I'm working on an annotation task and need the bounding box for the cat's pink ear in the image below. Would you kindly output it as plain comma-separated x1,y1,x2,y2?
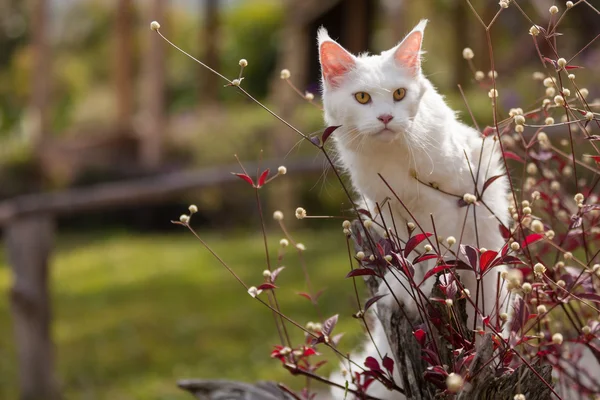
318,27,355,87
392,20,427,76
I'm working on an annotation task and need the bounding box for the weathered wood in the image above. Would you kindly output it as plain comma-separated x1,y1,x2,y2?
267,0,310,226
178,379,293,400
200,0,220,102
29,0,50,149
139,0,167,168
0,158,322,226
460,363,553,400
343,0,370,54
376,302,434,400
6,216,59,400
115,0,134,127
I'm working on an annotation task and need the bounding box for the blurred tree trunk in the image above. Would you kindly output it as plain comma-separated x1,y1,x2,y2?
381,0,407,47
343,0,369,53
115,0,134,128
266,0,310,223
472,0,496,72
139,0,166,169
452,0,469,86
7,216,60,400
30,0,50,157
200,0,219,104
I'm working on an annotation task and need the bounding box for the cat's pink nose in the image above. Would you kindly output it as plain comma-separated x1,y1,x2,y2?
378,114,394,125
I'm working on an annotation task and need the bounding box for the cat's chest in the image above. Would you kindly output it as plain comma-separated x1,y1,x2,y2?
348,150,469,207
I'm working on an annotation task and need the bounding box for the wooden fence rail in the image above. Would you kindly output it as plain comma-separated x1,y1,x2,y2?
1,158,323,400
0,158,322,226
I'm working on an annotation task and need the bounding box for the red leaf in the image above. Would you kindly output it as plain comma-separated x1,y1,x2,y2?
234,173,254,186
565,65,583,70
322,125,342,145
499,256,525,265
445,259,473,271
480,250,499,273
500,242,509,257
377,243,386,257
569,215,582,230
364,356,381,372
460,244,479,271
297,292,312,301
311,335,325,346
503,151,525,163
413,329,426,346
322,314,338,336
412,253,439,264
357,208,373,219
309,136,321,146
314,288,325,301
499,224,511,239
394,252,414,278
511,297,529,333
270,346,286,361
482,174,505,195
303,347,317,357
257,283,277,291
404,232,433,257
527,314,539,321
257,169,270,187
382,355,394,375
586,155,600,164
521,233,544,247
482,126,496,137
364,294,388,312
346,268,380,278
420,264,456,285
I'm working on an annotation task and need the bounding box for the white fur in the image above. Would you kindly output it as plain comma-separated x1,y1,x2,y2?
319,22,510,399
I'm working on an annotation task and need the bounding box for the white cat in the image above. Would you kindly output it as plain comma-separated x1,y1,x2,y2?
318,21,510,399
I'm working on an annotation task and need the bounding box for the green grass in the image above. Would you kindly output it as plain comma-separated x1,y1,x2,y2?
0,228,365,399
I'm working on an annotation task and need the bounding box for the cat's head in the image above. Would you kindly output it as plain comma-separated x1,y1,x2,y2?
318,20,428,147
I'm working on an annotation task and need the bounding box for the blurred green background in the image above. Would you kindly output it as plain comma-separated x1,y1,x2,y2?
0,0,598,399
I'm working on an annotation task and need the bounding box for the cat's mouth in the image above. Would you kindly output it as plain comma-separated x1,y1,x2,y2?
373,128,397,141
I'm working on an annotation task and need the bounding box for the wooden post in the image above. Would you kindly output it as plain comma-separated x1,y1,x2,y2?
452,0,469,86
6,216,59,400
30,0,50,150
139,0,166,169
343,0,369,54
381,0,407,48
115,0,134,127
267,0,309,223
200,0,220,103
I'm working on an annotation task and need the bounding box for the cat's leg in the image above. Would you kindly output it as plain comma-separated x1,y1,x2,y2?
329,314,405,400
378,264,435,321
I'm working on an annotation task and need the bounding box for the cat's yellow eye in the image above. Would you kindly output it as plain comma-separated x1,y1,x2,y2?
354,92,371,104
393,88,406,102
